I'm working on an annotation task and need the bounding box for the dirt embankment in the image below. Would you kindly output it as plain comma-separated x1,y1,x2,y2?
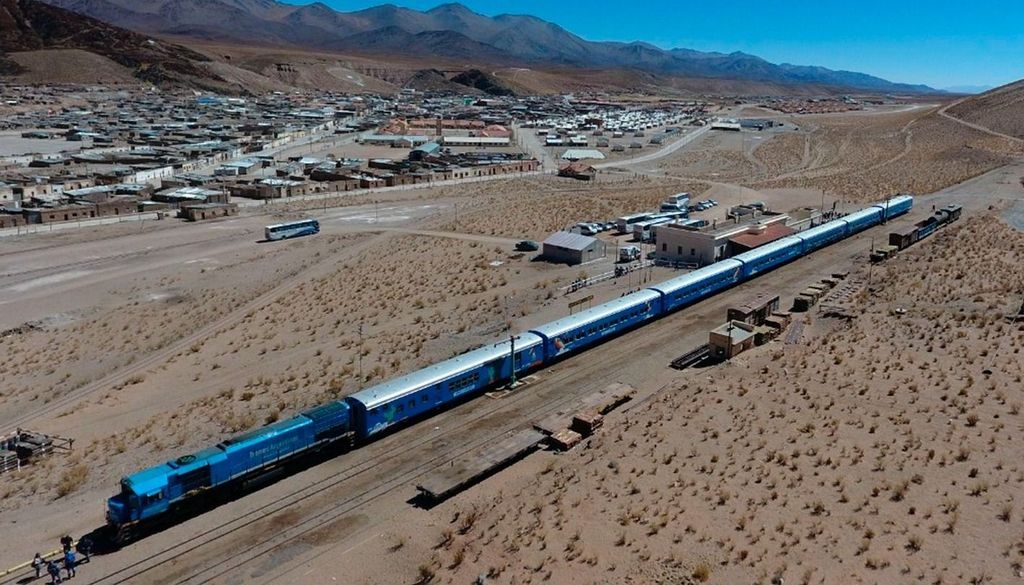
358,215,1024,584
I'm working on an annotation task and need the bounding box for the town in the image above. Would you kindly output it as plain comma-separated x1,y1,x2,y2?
0,85,709,231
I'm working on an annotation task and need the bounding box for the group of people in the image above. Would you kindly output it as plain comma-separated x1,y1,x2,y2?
30,535,91,584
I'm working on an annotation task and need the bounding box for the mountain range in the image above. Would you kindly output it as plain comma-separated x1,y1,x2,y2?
0,0,222,86
41,0,938,94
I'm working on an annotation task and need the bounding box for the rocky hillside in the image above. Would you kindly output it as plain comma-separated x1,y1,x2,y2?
0,0,224,87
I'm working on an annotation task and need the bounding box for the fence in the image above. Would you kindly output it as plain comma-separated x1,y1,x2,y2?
0,212,160,238
561,260,655,293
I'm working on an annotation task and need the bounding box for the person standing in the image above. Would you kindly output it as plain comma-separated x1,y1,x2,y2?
46,560,61,584
76,536,92,563
59,535,73,554
63,549,76,579
32,553,43,578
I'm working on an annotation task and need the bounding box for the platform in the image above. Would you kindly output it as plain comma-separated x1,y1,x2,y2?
416,428,545,503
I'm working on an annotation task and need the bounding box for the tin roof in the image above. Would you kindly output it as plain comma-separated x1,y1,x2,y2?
543,231,597,251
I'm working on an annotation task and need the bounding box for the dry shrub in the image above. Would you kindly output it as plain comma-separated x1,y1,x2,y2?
55,463,89,498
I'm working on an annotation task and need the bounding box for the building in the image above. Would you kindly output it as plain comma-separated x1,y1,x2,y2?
727,293,781,326
542,231,606,265
153,186,226,206
181,202,238,221
561,149,605,161
653,214,790,266
558,162,596,181
709,321,757,359
440,136,510,148
710,121,742,131
409,142,441,161
360,134,431,147
726,222,796,255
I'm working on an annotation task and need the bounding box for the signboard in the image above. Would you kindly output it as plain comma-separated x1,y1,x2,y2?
568,295,594,314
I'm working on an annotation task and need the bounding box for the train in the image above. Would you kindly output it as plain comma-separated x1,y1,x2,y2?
888,203,961,250
104,195,913,541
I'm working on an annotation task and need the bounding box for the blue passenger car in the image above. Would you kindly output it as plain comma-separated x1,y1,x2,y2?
648,259,743,313
841,207,883,233
529,289,661,360
795,220,848,254
347,333,545,439
875,194,914,220
732,236,805,278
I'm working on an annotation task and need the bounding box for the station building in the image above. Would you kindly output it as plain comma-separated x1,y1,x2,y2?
653,213,792,266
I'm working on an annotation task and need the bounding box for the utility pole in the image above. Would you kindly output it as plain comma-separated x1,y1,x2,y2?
504,296,519,389
358,323,364,387
867,237,875,286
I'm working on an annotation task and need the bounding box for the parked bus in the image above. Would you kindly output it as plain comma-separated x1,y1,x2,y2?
632,217,674,242
265,219,320,241
615,213,652,235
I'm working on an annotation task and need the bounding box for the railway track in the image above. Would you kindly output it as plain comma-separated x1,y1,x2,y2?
85,327,661,584
86,223,891,584
5,213,903,584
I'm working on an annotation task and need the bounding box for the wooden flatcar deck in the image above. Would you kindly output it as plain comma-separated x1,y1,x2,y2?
416,428,545,503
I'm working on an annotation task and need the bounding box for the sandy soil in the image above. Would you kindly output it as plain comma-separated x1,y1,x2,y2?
331,211,1024,585
1,100,1023,584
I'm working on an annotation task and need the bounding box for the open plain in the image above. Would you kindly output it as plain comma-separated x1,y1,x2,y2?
1,91,1023,585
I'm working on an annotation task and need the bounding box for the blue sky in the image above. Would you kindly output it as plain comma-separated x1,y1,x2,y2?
295,0,1022,89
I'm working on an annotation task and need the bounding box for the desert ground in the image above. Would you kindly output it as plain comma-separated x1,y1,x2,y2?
1,99,1022,584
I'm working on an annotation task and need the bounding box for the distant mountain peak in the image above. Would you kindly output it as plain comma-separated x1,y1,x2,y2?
38,0,939,93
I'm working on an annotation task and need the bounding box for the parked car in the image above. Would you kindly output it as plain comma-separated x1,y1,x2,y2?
515,240,539,252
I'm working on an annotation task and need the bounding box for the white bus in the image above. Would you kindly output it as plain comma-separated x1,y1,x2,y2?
615,213,652,235
265,219,320,241
632,217,674,242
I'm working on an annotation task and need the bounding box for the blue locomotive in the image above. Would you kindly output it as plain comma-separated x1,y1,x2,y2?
106,195,912,540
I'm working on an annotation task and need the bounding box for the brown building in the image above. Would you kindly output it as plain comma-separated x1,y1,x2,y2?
22,197,137,224
0,213,25,229
182,203,238,221
558,162,597,181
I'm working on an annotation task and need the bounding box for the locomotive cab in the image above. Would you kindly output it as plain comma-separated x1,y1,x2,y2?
105,482,133,525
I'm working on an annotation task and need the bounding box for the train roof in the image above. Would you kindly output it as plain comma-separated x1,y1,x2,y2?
648,259,743,295
795,218,846,240
529,289,661,339
840,206,883,225
873,194,914,211
122,445,224,495
731,235,804,265
347,332,545,411
218,415,310,451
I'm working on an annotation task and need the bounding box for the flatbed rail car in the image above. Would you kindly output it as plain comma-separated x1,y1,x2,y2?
265,219,320,241
105,196,913,541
